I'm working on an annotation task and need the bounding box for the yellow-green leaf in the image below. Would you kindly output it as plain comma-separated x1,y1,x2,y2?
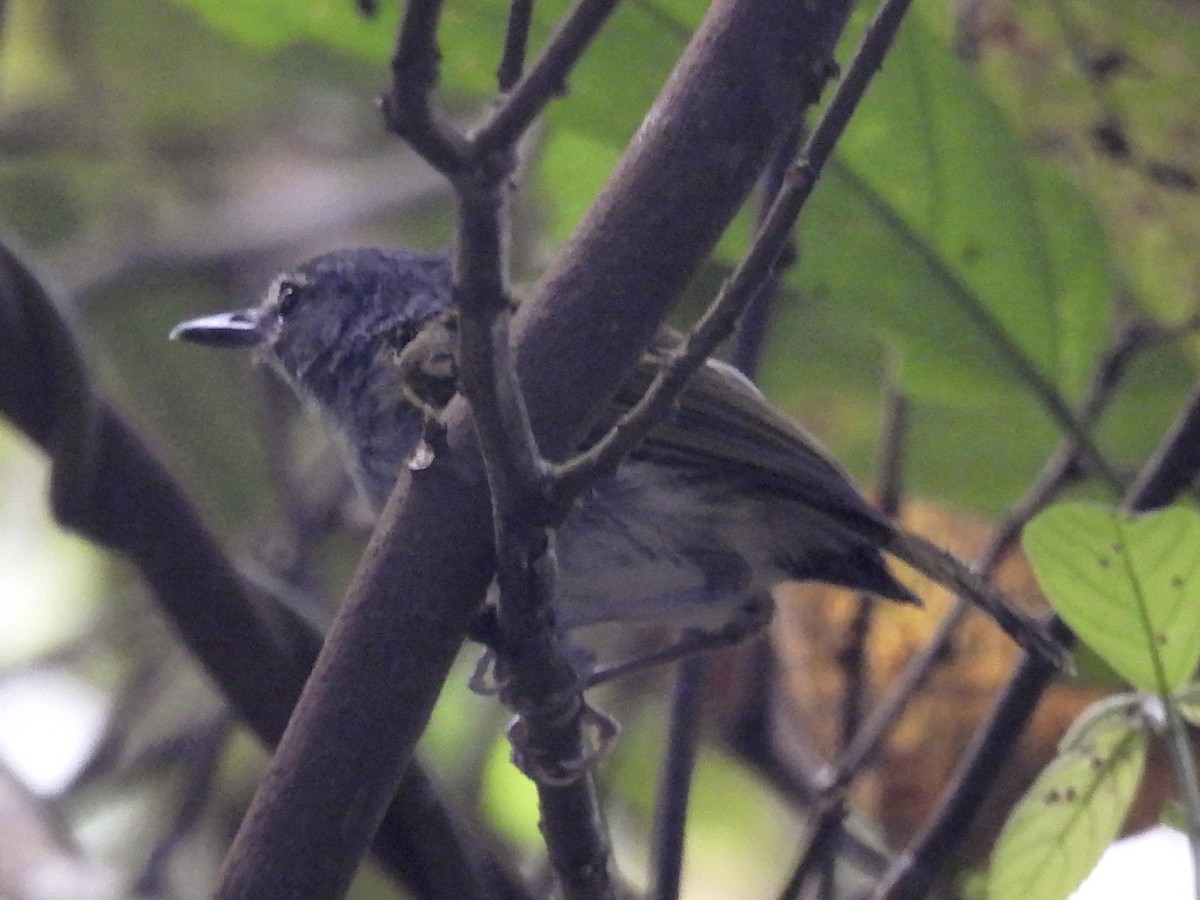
989,706,1147,900
1023,504,1200,693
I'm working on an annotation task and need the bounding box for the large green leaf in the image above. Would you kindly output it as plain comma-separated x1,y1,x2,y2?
989,702,1147,900
164,0,402,62
168,0,695,146
795,7,1113,405
1023,503,1200,693
980,1,1200,332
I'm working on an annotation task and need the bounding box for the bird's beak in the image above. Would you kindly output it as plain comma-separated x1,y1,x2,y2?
169,309,266,348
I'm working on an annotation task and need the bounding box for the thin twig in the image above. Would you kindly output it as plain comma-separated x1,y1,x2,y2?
383,0,471,172
454,181,551,514
475,0,626,154
652,127,799,894
822,387,910,900
732,121,802,379
497,0,536,90
776,796,851,900
387,0,596,850
844,380,909,749
650,653,707,900
454,161,619,898
135,720,231,896
397,0,624,886
783,375,911,900
831,388,910,885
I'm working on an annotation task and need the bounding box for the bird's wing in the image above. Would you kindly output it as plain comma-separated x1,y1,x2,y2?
610,338,892,537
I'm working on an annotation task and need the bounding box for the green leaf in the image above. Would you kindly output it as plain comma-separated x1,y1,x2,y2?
168,0,696,145
1024,504,1200,693
968,1,1200,334
1057,693,1143,751
1174,683,1200,728
989,705,1148,900
796,7,1112,405
165,0,402,62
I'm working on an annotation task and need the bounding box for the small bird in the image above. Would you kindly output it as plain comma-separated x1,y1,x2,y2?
172,248,1064,665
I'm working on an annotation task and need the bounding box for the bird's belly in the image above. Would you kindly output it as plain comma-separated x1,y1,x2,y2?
552,463,767,633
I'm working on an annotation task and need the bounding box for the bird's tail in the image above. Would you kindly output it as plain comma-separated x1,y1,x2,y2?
882,526,1071,672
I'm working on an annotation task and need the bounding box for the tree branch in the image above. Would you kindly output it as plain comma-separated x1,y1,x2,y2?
382,0,470,172
496,0,535,90
475,0,626,154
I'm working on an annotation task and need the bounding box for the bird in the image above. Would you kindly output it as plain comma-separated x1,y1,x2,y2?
171,247,1065,667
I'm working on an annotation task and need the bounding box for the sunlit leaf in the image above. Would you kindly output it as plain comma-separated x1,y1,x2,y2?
1024,504,1200,693
977,0,1200,332
989,705,1147,900
795,7,1112,406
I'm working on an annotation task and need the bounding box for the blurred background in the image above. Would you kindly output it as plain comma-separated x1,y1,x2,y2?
0,0,1199,897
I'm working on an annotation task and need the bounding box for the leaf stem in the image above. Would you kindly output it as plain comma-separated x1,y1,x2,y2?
1162,695,1200,900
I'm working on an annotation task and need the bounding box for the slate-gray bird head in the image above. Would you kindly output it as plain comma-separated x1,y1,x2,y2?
171,247,453,507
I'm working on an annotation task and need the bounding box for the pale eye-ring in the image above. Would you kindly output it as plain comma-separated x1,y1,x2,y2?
276,280,302,316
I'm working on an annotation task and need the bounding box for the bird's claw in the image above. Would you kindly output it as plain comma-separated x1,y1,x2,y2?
507,702,620,787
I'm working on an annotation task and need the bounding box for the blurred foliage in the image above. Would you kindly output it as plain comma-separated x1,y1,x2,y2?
0,0,1198,897
805,10,1113,406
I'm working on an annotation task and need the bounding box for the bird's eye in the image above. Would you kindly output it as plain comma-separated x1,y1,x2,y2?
276,280,302,317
